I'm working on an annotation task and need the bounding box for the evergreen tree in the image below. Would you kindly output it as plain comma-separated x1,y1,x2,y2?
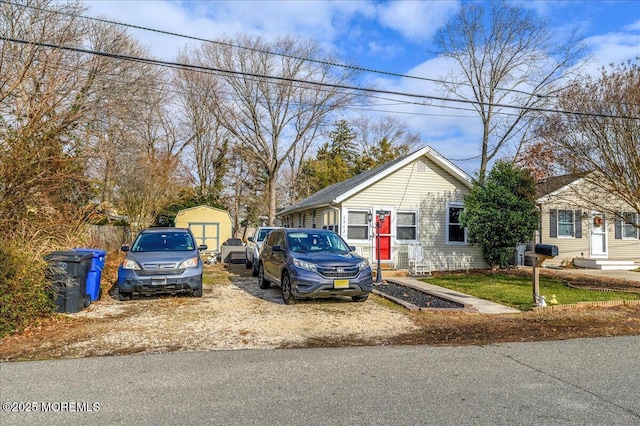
462,161,539,269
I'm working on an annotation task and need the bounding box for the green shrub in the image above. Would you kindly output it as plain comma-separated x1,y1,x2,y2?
462,161,539,269
0,239,55,337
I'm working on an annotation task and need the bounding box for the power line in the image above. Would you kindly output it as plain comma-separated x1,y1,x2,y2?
2,36,638,121
1,0,562,100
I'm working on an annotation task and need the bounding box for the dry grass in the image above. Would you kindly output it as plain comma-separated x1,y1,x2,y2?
1,263,639,361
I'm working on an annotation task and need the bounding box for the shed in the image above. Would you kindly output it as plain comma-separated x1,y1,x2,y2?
175,206,232,254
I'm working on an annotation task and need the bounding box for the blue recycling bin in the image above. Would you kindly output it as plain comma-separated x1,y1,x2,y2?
73,248,107,303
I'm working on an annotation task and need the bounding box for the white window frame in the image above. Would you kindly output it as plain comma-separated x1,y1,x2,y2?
622,212,639,240
346,209,371,241
322,211,339,233
446,202,467,245
557,209,575,238
396,210,418,242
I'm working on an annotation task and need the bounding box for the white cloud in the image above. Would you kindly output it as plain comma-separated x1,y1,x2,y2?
624,19,640,31
584,32,640,73
85,0,375,59
376,0,460,41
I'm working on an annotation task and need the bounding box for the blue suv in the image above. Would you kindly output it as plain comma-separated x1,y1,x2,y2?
117,228,207,300
258,228,373,304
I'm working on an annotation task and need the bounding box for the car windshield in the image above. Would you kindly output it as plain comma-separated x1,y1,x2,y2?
287,231,350,254
131,232,196,252
256,228,273,242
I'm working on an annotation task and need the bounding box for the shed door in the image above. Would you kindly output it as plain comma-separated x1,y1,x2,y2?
189,222,220,252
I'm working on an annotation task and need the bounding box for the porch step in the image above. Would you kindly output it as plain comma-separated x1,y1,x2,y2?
573,258,638,271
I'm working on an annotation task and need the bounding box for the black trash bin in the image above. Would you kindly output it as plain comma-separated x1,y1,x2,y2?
45,251,93,313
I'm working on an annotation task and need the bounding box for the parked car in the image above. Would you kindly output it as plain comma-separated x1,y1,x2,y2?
258,228,373,304
117,227,207,300
245,226,281,276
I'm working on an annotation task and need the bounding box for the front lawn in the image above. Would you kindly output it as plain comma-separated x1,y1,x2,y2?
422,272,640,311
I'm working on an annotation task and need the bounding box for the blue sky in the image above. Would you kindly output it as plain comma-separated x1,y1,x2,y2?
85,0,640,174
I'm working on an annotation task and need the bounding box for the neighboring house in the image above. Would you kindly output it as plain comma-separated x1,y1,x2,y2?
277,146,488,271
536,174,640,269
174,205,233,255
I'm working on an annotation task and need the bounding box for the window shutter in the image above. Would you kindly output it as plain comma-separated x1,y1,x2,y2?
574,210,582,239
549,209,557,238
615,215,622,239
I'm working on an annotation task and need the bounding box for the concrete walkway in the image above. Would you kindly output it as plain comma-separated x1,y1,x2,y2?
384,276,521,314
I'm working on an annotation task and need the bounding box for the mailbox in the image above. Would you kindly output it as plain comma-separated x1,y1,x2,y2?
534,244,558,258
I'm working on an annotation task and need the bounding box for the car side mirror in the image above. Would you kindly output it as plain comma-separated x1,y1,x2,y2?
248,236,254,242
349,245,356,251
272,245,284,252
198,244,208,251
121,244,130,252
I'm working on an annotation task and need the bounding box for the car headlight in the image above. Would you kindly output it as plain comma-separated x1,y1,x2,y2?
179,257,199,268
122,259,140,270
292,258,317,272
357,259,369,271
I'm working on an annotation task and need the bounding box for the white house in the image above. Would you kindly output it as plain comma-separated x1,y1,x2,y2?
277,146,488,272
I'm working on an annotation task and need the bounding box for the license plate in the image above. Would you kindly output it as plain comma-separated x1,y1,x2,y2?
152,278,167,286
333,279,349,289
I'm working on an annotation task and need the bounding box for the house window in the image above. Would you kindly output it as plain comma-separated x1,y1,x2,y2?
557,209,575,237
347,211,370,240
447,203,466,244
397,211,417,241
622,212,639,239
322,211,339,233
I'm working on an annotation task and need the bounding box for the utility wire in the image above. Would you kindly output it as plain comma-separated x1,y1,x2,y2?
1,0,562,100
2,36,638,121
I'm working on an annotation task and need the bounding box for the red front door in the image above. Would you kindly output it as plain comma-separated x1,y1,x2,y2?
376,211,391,261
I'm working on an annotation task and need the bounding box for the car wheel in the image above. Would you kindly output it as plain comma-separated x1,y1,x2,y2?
252,262,259,277
245,257,252,270
351,294,369,302
192,287,203,297
84,294,92,308
258,263,270,289
118,291,131,301
281,272,297,305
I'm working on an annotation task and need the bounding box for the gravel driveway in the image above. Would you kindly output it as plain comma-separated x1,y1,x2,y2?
0,264,419,360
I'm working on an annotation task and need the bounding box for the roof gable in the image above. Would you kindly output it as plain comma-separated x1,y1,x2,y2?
278,146,472,216
536,173,587,202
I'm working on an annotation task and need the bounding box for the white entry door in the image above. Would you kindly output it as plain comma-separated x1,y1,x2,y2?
590,212,607,258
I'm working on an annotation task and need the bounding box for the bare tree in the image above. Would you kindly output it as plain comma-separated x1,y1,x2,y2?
187,34,359,224
433,0,586,179
537,60,640,221
173,56,229,203
0,0,106,238
351,115,421,169
110,77,190,232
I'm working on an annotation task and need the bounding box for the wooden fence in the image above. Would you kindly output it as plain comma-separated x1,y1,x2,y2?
88,225,132,252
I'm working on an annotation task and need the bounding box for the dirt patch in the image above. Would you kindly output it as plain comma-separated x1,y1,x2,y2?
0,264,419,360
2,265,640,361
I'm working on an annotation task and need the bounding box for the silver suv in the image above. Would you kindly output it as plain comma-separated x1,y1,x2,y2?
245,227,281,276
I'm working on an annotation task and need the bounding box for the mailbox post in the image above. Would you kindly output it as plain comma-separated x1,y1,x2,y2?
525,231,559,305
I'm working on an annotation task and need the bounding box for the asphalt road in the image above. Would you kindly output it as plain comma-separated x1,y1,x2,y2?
1,336,639,425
